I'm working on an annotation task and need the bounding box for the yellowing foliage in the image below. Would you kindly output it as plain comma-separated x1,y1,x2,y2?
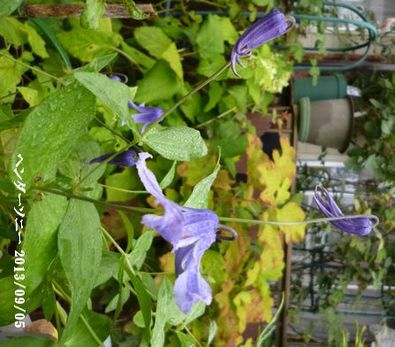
213,133,304,343
276,202,306,243
256,137,296,207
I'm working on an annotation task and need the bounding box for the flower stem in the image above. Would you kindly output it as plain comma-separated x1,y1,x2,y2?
219,214,379,227
52,280,103,345
0,52,63,83
101,226,139,279
195,106,237,129
98,183,147,194
34,186,155,214
156,62,231,124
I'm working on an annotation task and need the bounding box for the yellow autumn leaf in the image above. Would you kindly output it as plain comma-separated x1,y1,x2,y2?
256,137,296,207
259,282,274,322
258,223,284,281
246,133,269,188
234,291,251,332
276,201,306,243
273,136,296,181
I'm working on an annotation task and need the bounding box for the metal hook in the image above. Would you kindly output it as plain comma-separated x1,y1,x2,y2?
216,224,238,242
109,73,129,84
285,15,297,33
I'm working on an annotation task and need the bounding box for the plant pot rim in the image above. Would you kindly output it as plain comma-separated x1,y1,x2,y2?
297,97,355,153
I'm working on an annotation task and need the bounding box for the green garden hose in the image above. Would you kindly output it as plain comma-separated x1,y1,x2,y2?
293,2,379,71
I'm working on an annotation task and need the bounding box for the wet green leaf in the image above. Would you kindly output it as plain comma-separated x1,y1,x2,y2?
11,82,96,186
0,0,22,17
74,71,129,118
81,0,106,29
144,126,207,161
58,200,102,341
24,193,69,294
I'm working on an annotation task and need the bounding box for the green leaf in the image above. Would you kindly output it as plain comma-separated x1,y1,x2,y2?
122,0,149,20
58,200,102,341
180,86,201,122
128,230,155,270
59,138,105,187
0,50,28,102
0,276,14,325
94,251,120,287
31,18,72,69
18,87,40,107
161,42,183,80
151,278,180,347
184,161,220,208
257,294,284,346
204,82,223,112
135,27,172,58
218,17,238,44
0,0,22,17
209,121,248,158
63,310,112,347
74,71,129,118
24,193,69,294
11,82,96,187
58,29,122,62
123,259,152,340
0,18,26,47
197,55,227,77
181,301,205,325
105,167,142,202
143,126,207,161
105,286,130,313
24,22,49,58
202,250,226,284
196,16,225,59
0,336,55,347
176,332,196,347
369,98,381,109
121,42,155,71
381,118,394,135
136,60,181,103
160,160,177,189
81,0,105,29
207,320,218,346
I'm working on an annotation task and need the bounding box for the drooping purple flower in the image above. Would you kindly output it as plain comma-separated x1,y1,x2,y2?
89,150,137,167
129,100,164,133
136,152,218,313
231,9,294,76
313,186,374,236
109,74,128,83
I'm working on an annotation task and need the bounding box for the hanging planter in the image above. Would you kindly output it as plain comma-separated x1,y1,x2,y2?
297,97,354,152
293,74,347,102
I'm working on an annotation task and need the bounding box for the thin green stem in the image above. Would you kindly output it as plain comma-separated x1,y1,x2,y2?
0,52,63,83
80,315,103,346
94,117,131,145
110,46,143,73
98,183,147,194
219,214,379,227
101,226,127,255
195,106,238,129
183,326,203,347
52,281,103,346
34,186,155,214
154,62,231,124
195,0,227,8
101,226,139,282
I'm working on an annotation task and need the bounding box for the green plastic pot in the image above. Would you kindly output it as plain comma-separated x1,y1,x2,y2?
293,75,347,102
298,97,354,152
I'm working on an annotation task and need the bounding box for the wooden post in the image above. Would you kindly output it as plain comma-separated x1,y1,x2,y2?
19,4,155,18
